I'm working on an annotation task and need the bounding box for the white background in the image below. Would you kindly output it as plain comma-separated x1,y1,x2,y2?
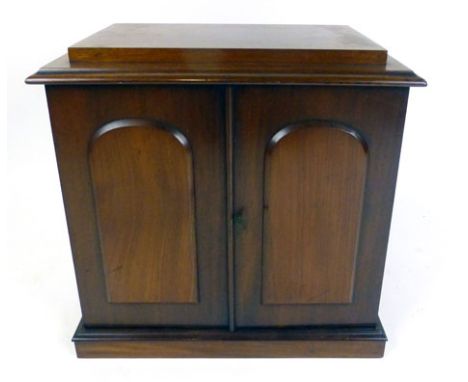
3,0,468,381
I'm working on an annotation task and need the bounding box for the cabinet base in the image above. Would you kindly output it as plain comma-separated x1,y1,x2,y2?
73,319,386,358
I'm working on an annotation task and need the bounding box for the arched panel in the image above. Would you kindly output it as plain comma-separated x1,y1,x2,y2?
262,122,368,305
89,119,198,304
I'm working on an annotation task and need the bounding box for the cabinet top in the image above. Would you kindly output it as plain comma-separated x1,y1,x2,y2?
67,24,387,65
26,24,426,86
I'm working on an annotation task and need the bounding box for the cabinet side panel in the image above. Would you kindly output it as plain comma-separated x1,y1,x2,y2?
262,125,367,304
89,121,198,304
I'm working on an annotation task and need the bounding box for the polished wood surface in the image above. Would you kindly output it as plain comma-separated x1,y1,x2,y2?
262,124,367,304
73,320,386,358
27,24,425,357
89,120,197,303
234,86,409,326
68,24,387,65
46,85,228,326
26,54,426,86
76,339,385,358
225,87,236,331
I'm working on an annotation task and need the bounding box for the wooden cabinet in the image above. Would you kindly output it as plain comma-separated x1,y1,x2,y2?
27,24,425,358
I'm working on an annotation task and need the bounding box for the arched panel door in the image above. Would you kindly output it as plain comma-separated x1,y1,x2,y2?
46,85,227,327
233,86,407,327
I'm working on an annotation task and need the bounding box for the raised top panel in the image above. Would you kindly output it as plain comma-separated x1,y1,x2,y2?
27,24,426,86
68,24,387,65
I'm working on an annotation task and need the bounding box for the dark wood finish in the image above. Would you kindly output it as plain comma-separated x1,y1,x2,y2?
73,320,386,358
46,85,228,326
262,123,367,304
234,86,409,327
225,86,236,331
26,25,423,87
27,24,425,358
68,24,387,66
26,54,426,86
89,119,198,303
76,339,384,358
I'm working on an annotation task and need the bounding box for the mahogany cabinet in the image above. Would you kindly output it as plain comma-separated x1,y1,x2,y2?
27,24,425,358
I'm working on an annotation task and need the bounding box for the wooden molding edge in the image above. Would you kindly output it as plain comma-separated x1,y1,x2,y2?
73,319,386,358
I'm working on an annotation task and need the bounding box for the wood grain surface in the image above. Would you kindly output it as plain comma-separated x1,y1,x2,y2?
46,85,228,326
73,319,386,358
234,86,409,327
68,24,387,65
26,55,426,86
262,124,367,304
89,120,198,303
76,339,385,358
29,23,425,358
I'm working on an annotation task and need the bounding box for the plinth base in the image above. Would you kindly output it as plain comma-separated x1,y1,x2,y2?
73,319,386,358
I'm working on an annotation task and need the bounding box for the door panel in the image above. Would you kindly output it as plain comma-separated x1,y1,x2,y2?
89,120,198,304
46,85,227,327
262,123,367,305
234,86,409,327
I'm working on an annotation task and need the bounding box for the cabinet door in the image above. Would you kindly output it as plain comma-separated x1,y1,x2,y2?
233,86,408,327
46,85,227,327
